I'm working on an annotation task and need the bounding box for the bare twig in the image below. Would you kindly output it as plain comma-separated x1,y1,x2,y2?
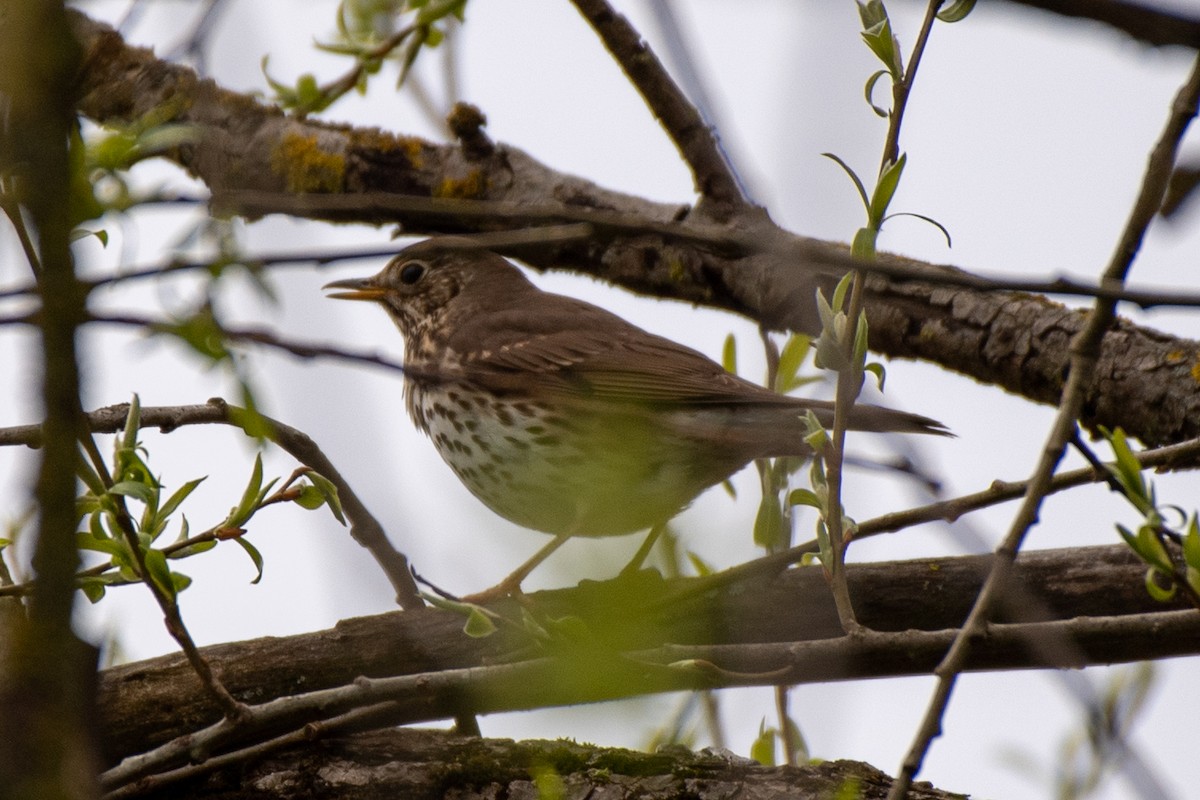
646,0,756,202
888,51,1200,800
0,401,424,610
567,0,748,215
1003,0,1200,50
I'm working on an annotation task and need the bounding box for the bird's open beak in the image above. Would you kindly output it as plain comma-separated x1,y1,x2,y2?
323,278,388,301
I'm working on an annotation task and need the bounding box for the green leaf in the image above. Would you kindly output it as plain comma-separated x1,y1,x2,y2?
753,497,786,550
168,539,217,559
415,0,468,25
850,227,877,261
782,716,809,763
463,607,498,638
863,68,891,118
143,548,177,600
788,488,823,511
1187,565,1200,597
869,153,906,228
1184,515,1200,569
750,720,776,766
395,27,429,89
109,480,155,504
832,271,854,311
721,333,737,375
121,394,142,453
865,362,886,391
69,228,109,247
686,551,715,577
227,454,265,528
235,382,274,441
306,471,346,525
821,153,870,213
76,459,107,497
294,484,326,511
1144,568,1176,602
853,312,870,364
883,211,952,248
855,0,888,29
170,571,193,593
937,0,977,23
79,576,110,603
1135,525,1174,573
76,532,125,557
802,411,829,451
776,334,811,394
163,306,230,363
860,16,903,78
159,477,205,521
234,536,265,584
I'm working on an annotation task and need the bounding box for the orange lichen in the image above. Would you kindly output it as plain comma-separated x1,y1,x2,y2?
434,170,484,199
271,131,346,193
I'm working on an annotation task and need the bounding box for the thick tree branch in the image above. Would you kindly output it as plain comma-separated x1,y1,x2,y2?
113,728,964,800
96,544,1194,766
64,10,1200,450
1001,0,1200,50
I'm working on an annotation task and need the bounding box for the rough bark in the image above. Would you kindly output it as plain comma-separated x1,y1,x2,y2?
98,544,1196,766
65,10,1200,449
128,728,965,800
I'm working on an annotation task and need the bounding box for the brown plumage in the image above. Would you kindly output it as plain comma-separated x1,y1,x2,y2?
326,237,948,544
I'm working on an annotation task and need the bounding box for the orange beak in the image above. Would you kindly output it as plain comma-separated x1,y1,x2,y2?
323,277,388,302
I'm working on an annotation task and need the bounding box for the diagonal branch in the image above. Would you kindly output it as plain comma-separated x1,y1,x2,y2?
2,401,424,610
1001,0,1200,49
567,0,749,215
63,9,1200,451
889,49,1200,799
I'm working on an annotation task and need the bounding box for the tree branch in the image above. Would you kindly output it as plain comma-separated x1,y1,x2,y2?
1,401,423,610
95,544,1192,766
890,47,1200,798
1001,0,1200,50
567,0,749,215
110,728,964,800
64,9,1200,450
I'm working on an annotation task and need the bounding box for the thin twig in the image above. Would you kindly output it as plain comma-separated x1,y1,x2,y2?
567,0,748,214
888,51,1200,800
0,401,424,610
646,0,756,202
1005,0,1200,50
674,432,1200,605
879,1,943,171
825,0,947,635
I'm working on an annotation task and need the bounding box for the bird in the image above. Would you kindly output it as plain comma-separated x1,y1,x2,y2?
325,237,948,598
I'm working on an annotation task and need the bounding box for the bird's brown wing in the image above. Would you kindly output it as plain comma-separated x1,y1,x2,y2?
446,295,948,436
461,312,791,406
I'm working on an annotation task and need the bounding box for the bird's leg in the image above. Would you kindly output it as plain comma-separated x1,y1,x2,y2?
461,532,573,604
619,522,666,576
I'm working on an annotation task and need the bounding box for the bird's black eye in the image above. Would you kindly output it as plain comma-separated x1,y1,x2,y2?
399,261,426,285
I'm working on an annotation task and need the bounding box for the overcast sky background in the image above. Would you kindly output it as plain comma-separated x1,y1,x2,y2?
3,2,1200,797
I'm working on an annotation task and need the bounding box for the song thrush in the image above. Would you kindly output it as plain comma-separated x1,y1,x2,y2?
325,238,948,596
